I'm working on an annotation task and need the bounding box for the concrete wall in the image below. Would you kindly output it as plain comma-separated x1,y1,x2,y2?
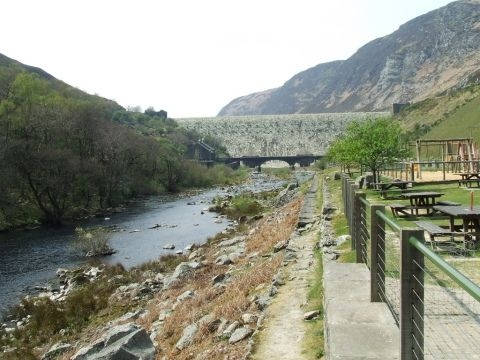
176,113,389,157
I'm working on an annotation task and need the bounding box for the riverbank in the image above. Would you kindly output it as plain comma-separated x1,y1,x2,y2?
0,171,313,359
0,165,251,233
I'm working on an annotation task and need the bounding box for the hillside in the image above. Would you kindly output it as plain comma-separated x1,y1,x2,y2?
395,83,480,144
0,53,122,112
219,0,480,116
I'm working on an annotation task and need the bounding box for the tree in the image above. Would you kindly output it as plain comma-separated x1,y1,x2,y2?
328,118,409,183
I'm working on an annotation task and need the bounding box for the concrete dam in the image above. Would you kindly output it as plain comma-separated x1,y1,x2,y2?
176,113,389,157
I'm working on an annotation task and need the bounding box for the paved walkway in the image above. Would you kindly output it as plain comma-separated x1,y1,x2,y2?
323,261,399,360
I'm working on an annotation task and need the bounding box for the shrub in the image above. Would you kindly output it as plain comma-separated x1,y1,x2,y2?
225,195,263,219
74,227,113,257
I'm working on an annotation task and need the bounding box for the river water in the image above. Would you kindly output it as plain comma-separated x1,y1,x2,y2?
0,173,288,318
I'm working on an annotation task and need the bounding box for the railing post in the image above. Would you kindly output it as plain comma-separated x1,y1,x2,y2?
370,204,385,302
400,229,425,360
349,181,358,250
354,191,366,263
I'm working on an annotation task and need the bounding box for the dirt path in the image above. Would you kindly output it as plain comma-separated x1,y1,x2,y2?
253,227,317,360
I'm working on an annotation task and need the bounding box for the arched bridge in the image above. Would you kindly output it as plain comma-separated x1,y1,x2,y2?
219,155,323,169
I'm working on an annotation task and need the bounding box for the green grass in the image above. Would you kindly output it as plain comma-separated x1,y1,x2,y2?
423,94,480,145
364,182,480,229
302,249,325,359
262,167,293,180
324,169,356,262
396,84,480,134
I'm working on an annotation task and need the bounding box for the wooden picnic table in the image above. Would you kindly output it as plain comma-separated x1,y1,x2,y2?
454,173,480,180
433,205,480,242
455,173,480,187
400,192,444,216
372,181,414,199
372,181,413,190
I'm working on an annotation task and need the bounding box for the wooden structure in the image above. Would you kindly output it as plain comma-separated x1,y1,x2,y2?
433,205,480,243
412,138,479,179
390,192,444,217
372,181,414,199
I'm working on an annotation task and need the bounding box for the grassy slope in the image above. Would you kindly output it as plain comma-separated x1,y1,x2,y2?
397,84,480,133
423,94,480,143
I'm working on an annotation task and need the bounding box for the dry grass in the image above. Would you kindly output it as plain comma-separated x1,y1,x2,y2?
137,198,303,360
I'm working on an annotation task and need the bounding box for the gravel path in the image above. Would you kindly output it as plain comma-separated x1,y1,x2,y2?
253,223,318,359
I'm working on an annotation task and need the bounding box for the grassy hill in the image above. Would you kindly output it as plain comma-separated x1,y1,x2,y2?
396,83,480,144
0,53,121,112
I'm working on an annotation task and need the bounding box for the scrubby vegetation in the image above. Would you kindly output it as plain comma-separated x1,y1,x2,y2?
262,167,292,180
212,190,281,220
0,255,186,359
73,227,113,257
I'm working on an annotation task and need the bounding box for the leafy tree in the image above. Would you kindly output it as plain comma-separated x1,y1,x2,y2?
0,72,235,229
328,118,409,183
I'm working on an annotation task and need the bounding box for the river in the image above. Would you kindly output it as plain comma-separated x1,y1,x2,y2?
0,172,291,318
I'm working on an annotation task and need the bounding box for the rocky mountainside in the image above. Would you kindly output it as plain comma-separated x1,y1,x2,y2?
219,0,480,116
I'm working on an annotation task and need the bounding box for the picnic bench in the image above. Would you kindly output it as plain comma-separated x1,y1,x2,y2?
455,173,480,187
414,221,467,249
372,180,414,199
390,199,460,217
433,205,480,244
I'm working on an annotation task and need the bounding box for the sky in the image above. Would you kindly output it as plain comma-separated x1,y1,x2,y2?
1,0,454,118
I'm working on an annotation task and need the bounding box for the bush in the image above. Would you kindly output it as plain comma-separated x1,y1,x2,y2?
74,227,113,257
225,195,263,219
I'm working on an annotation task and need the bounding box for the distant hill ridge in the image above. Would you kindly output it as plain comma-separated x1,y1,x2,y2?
219,0,480,116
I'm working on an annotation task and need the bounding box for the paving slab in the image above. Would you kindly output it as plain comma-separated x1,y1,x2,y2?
324,260,400,360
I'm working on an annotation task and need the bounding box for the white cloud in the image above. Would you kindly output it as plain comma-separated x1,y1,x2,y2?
1,0,453,117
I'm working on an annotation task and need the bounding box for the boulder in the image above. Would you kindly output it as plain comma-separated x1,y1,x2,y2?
241,313,258,324
272,273,285,287
42,342,72,360
212,273,227,285
303,310,321,320
273,241,288,253
177,290,195,302
336,234,351,245
222,321,239,338
163,262,195,289
228,327,253,344
215,255,233,265
71,323,155,360
198,314,221,332
218,236,246,248
215,318,229,337
175,324,198,350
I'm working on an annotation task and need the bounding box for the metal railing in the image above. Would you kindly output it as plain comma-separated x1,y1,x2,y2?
340,173,480,360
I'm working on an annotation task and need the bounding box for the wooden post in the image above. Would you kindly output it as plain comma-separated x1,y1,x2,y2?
410,162,415,182
400,229,425,360
354,192,366,263
442,161,446,181
349,182,358,250
416,140,422,179
370,204,385,302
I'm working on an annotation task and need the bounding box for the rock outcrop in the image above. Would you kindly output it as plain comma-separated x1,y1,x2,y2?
72,323,155,360
219,1,480,116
